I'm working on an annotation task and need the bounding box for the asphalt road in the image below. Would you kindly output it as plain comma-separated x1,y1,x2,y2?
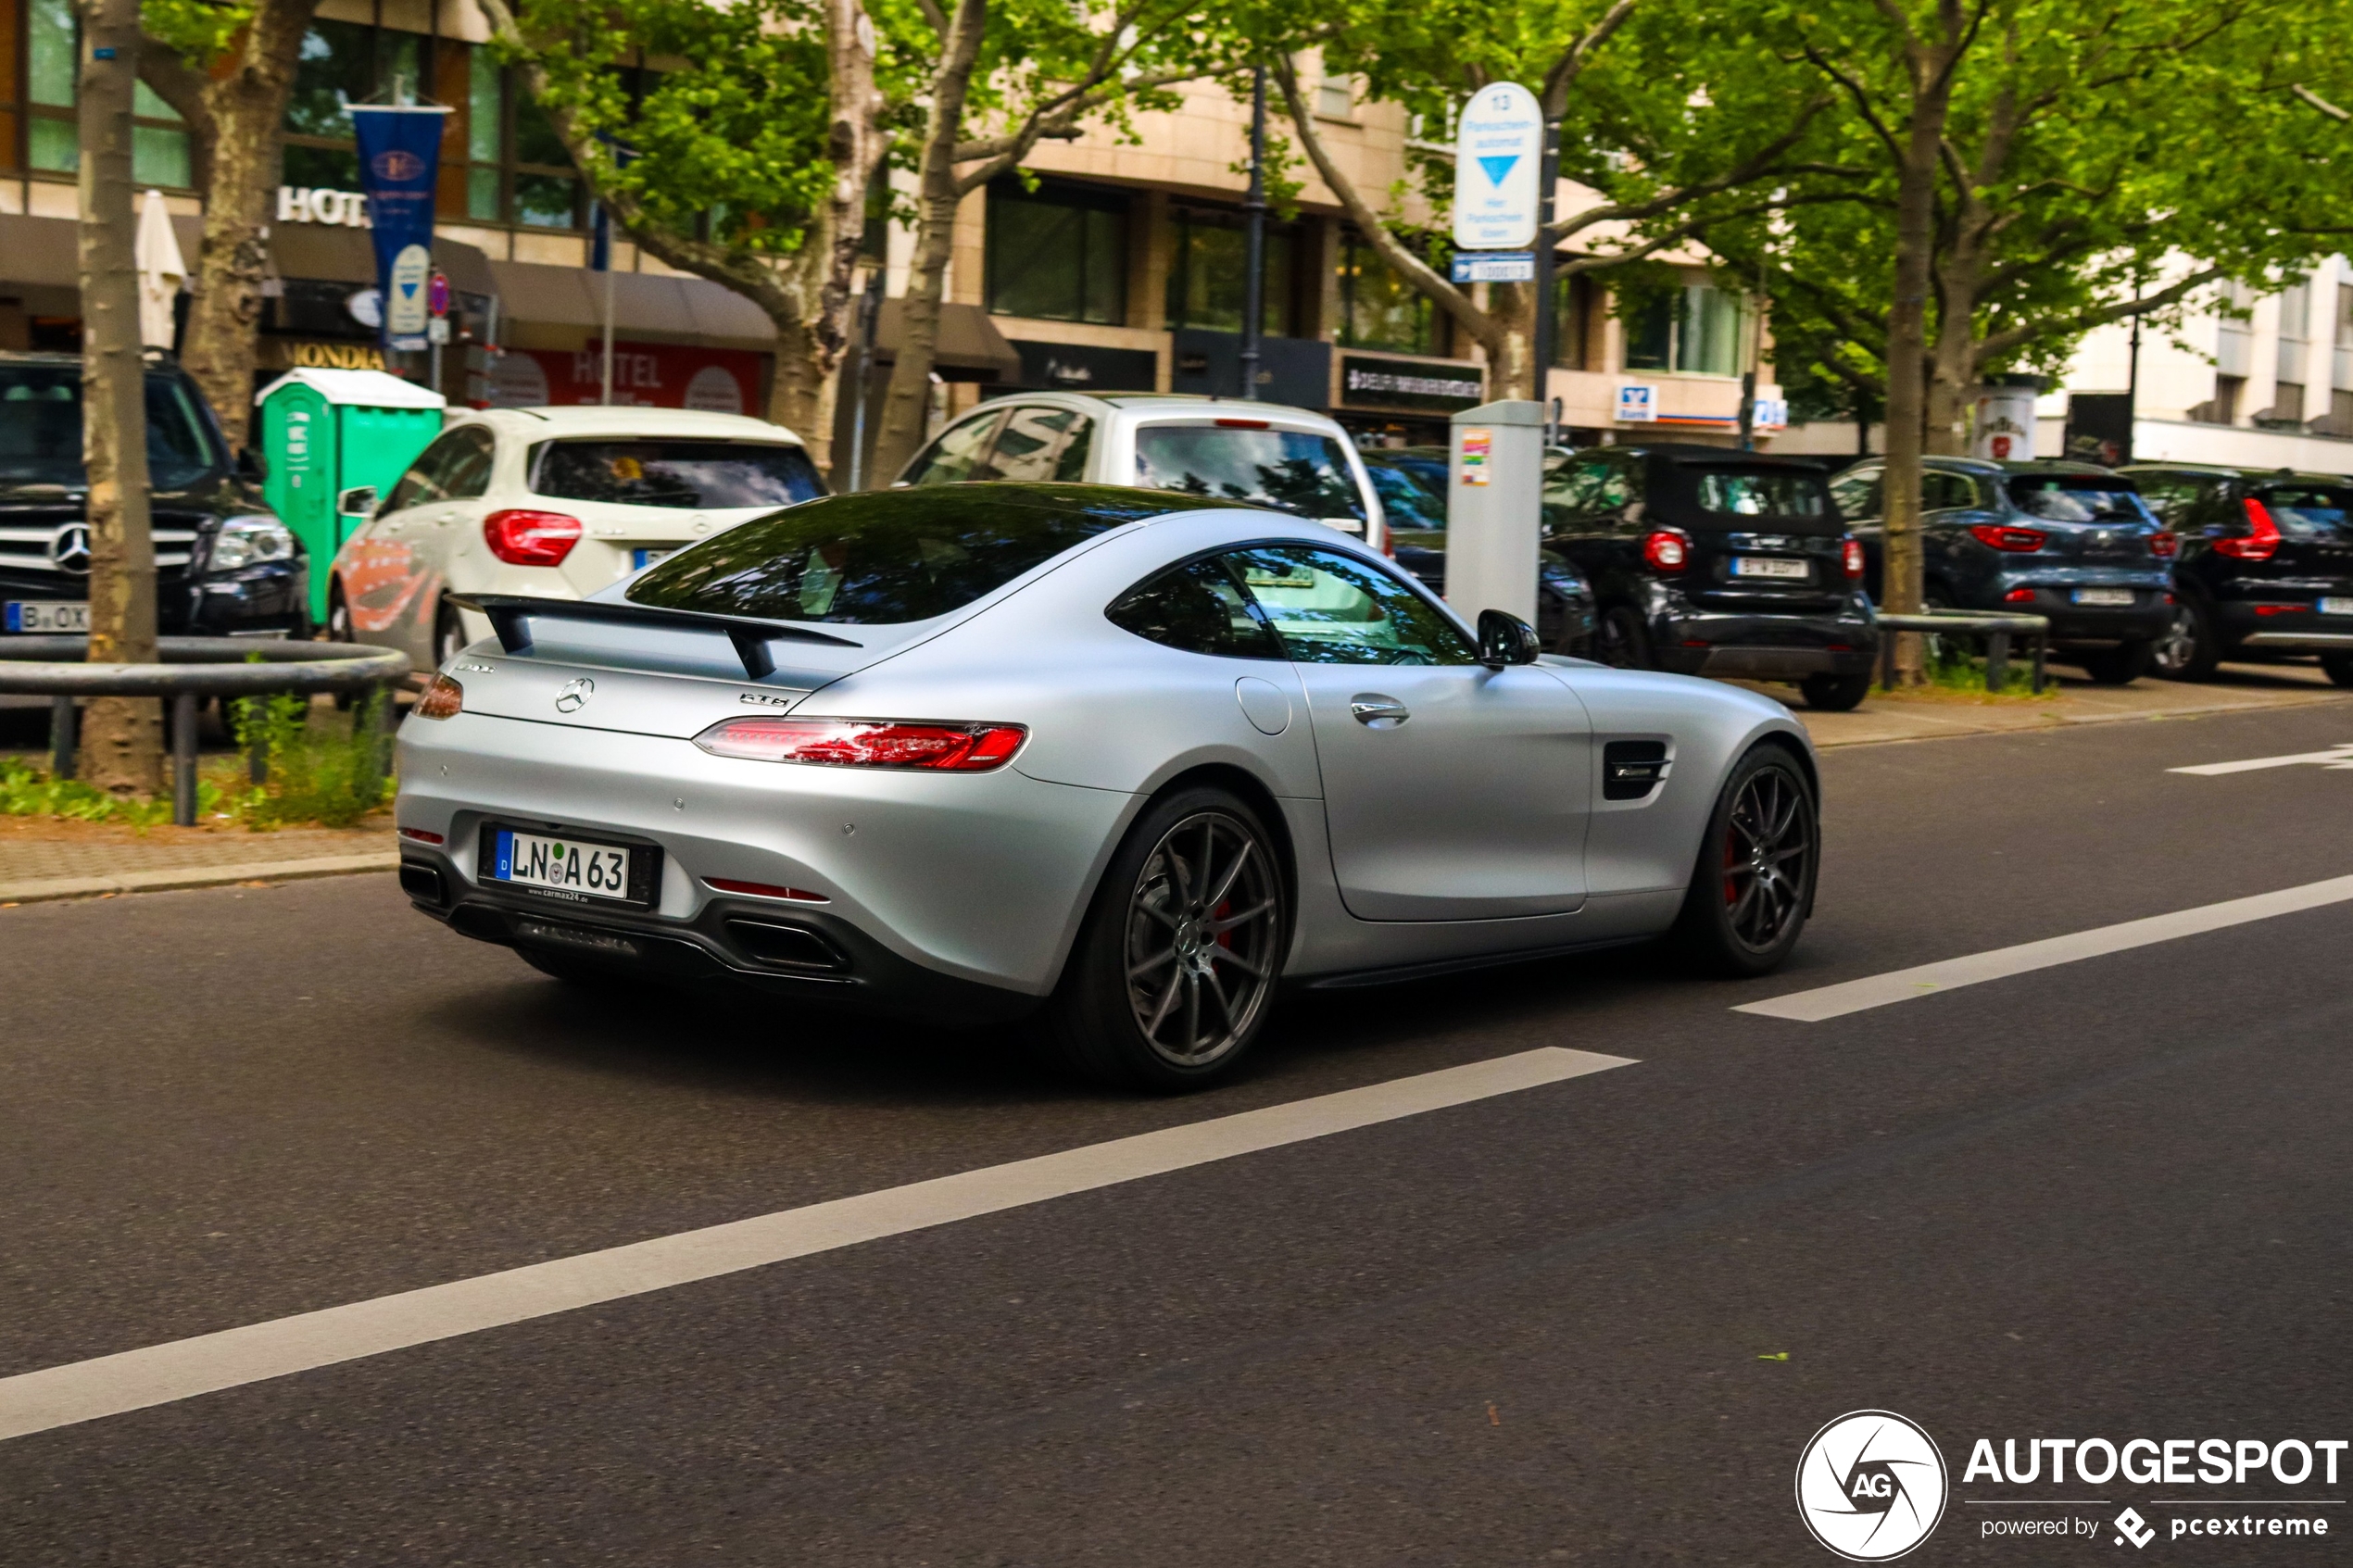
5,700,2353,1565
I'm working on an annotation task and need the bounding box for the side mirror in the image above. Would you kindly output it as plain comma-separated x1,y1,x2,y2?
336,485,378,518
1477,608,1541,669
236,446,267,482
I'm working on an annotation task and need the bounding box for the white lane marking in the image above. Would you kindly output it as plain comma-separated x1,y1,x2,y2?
1737,874,2353,1022
2170,742,2353,775
0,1047,1630,1444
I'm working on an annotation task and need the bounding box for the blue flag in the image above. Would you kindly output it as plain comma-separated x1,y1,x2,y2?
348,106,450,353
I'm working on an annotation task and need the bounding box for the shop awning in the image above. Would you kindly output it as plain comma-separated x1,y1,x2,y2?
872,297,1023,383
489,259,777,348
0,212,496,300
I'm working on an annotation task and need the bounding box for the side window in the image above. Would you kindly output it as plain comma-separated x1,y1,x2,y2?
1104,555,1282,659
439,426,498,501
1921,471,1975,512
2132,474,2206,524
1829,469,1883,522
1051,416,1093,483
1227,545,1478,667
1598,454,1643,533
986,407,1080,483
900,410,1005,487
383,428,474,514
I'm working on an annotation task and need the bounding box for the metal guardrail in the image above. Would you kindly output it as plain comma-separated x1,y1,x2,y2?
1874,610,2051,695
0,636,409,826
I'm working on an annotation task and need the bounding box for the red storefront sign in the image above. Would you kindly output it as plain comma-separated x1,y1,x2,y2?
488,341,767,415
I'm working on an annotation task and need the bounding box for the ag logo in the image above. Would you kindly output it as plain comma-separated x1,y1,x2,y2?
553,677,595,713
1795,1410,1947,1561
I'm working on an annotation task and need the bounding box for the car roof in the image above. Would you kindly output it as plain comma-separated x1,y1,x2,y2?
468,406,808,445
2120,462,2350,484
1913,456,2120,477
1603,442,1831,469
987,391,1346,425
804,481,1256,528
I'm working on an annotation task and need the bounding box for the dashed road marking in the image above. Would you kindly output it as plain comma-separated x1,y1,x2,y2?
2169,743,2353,775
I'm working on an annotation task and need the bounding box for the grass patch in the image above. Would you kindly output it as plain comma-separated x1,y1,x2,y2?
0,756,206,828
1873,633,2058,704
228,692,396,828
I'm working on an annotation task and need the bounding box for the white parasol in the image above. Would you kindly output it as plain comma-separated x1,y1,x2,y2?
134,189,189,350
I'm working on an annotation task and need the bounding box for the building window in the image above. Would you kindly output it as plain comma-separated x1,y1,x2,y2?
1335,232,1432,355
1166,207,1295,336
20,0,191,185
984,180,1127,323
1553,271,1596,369
1621,282,1752,376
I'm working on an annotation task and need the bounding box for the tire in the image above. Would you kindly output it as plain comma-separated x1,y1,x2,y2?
2152,597,2221,682
2077,638,2154,685
1594,604,1655,670
1037,786,1289,1091
1672,745,1818,977
2322,651,2353,689
1800,673,1869,711
433,599,467,671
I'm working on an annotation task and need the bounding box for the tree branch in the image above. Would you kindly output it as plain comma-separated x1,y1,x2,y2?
2293,82,2351,122
1539,0,1638,117
1974,266,2222,360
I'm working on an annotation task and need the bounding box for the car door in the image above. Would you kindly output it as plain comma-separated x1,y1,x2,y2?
1828,467,1885,598
1919,468,1980,600
390,425,494,662
346,427,472,657
1227,544,1592,922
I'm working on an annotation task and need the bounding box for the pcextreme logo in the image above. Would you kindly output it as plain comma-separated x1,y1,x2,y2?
1796,1410,1950,1562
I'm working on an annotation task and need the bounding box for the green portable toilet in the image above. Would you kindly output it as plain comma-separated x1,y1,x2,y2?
256,369,447,623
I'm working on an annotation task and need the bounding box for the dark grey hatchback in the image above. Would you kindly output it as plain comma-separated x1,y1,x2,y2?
1542,444,1878,710
1831,457,2176,683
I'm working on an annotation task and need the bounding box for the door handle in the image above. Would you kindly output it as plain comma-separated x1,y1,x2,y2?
1350,694,1409,727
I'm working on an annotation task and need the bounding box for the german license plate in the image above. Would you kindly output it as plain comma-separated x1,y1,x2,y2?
483,825,655,907
1734,558,1809,580
632,547,673,571
5,601,88,633
2321,596,2353,616
2072,587,2134,606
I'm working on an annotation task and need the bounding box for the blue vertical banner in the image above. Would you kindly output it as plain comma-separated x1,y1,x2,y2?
347,105,451,354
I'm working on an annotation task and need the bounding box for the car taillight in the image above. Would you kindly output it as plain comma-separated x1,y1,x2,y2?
413,674,463,719
1641,529,1690,571
693,717,1027,771
1840,537,1865,579
483,508,583,566
1969,523,2047,552
2003,586,2036,603
2212,497,2280,561
2148,530,2179,558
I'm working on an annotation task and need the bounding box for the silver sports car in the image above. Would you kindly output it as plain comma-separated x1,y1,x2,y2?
394,483,1820,1089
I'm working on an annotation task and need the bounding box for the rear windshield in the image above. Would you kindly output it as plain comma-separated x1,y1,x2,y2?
1361,455,1447,531
528,439,824,510
0,365,221,489
2257,486,2353,540
625,485,1164,624
1134,424,1368,522
2007,476,2150,523
1688,467,1837,533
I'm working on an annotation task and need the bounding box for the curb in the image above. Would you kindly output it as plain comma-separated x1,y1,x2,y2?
1805,687,2353,750
0,851,398,907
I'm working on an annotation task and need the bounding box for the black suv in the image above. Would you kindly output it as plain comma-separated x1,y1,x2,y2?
1831,457,2175,683
1357,445,1597,654
2119,464,2353,685
1541,443,1877,710
0,351,307,638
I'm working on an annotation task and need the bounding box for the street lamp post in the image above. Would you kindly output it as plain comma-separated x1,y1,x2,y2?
1239,65,1267,402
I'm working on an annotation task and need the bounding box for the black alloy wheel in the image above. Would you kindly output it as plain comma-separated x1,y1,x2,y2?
1041,787,1288,1091
1674,746,1817,976
2322,651,2353,689
1594,605,1655,670
2152,597,2221,682
2077,638,2154,685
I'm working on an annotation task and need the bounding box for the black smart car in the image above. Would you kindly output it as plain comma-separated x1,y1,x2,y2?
1830,457,2175,684
1357,445,1598,655
1540,443,1877,710
2119,464,2353,686
0,351,307,638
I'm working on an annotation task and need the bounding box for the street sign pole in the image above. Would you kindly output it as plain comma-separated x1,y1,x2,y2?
1239,66,1267,402
1529,116,1560,430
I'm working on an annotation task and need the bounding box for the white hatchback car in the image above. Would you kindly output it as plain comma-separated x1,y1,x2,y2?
330,406,824,671
895,393,1388,551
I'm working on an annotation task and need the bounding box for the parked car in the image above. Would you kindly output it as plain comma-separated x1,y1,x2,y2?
1830,457,2175,684
327,406,824,674
895,392,1389,552
1540,443,1879,711
1358,445,1597,654
0,350,307,638
395,483,1821,1090
2118,463,2353,685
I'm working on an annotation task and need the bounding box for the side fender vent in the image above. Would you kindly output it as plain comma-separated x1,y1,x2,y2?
1603,740,1670,801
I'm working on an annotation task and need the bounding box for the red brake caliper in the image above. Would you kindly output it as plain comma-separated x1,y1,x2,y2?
1723,822,1740,907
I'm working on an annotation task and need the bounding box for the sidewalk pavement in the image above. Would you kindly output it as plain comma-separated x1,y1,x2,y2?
3,663,2347,906
1736,661,2352,749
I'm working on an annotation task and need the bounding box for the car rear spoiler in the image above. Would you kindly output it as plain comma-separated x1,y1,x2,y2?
448,594,860,680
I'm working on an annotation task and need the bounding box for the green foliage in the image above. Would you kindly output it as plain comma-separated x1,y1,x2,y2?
143,0,255,65
0,757,207,829
229,692,396,829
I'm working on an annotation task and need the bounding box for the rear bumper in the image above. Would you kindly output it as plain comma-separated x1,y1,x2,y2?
1980,583,2170,645
2212,599,2353,650
2240,630,2353,650
1648,605,1879,680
